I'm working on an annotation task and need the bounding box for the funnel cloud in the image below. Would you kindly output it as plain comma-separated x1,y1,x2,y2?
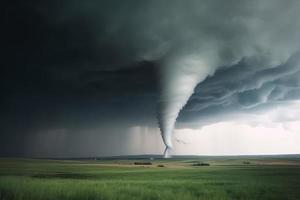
155,0,300,156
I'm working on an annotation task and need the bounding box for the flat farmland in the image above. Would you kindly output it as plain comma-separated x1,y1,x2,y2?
0,156,300,200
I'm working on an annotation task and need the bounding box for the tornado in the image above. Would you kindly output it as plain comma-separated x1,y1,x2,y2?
151,0,300,158
158,53,217,158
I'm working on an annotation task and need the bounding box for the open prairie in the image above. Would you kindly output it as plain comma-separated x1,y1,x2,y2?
0,156,300,200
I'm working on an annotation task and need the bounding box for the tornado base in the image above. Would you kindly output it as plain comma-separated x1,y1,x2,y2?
163,146,172,158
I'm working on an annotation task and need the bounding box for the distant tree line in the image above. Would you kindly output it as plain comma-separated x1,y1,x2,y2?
134,162,152,165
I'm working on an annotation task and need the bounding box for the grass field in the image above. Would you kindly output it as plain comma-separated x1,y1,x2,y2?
0,156,300,200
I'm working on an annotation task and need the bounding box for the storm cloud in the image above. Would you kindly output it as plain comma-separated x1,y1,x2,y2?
1,0,300,156
179,52,300,126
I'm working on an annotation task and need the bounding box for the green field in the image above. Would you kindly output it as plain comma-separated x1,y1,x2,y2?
0,156,300,200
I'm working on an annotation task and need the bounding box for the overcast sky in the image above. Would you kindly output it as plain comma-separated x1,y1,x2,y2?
1,0,300,157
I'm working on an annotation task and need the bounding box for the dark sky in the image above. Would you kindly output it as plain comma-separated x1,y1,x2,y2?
2,0,160,156
1,0,300,157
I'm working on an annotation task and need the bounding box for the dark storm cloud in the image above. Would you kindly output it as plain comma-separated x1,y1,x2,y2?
2,0,158,109
2,0,160,156
179,53,300,126
2,0,300,156
2,1,157,95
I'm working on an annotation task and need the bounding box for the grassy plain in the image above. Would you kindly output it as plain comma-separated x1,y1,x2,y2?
0,156,300,200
